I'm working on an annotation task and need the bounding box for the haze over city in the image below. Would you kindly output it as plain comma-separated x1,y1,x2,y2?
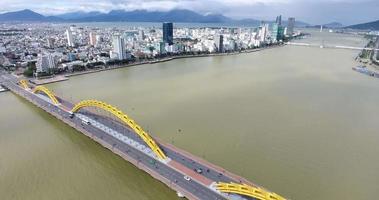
0,0,378,24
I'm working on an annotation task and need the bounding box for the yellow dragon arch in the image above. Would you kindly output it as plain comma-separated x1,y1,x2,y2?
71,100,167,160
215,182,286,200
32,86,60,105
19,79,29,89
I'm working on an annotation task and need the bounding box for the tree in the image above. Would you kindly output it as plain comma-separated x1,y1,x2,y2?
23,62,36,77
23,67,34,77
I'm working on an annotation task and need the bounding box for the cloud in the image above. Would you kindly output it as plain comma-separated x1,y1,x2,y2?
0,0,377,24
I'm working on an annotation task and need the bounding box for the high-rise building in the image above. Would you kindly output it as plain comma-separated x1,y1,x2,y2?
36,53,56,74
229,39,237,51
259,23,269,43
47,38,55,48
112,34,126,60
271,23,279,42
0,43,5,53
159,42,166,54
276,15,282,26
89,32,97,46
215,34,224,53
278,26,285,41
66,29,75,47
287,17,296,36
138,30,145,41
163,22,174,45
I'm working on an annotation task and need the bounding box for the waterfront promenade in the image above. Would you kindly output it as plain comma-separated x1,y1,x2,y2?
24,44,282,85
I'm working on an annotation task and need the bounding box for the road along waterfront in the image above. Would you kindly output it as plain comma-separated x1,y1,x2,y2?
1,30,379,200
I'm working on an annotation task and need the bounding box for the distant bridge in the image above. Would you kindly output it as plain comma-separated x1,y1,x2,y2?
0,72,287,200
286,42,379,51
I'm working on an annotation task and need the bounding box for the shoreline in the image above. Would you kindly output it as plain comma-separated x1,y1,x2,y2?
30,44,283,84
0,86,9,93
355,37,379,68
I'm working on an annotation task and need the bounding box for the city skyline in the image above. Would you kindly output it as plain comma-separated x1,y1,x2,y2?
0,0,378,25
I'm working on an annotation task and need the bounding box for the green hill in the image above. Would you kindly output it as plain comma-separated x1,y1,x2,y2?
346,20,379,30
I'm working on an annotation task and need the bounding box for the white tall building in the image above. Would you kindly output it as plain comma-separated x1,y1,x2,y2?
112,34,126,60
95,35,102,43
89,32,97,46
69,25,76,33
287,17,295,36
0,43,5,53
36,53,56,74
66,29,75,47
259,23,269,43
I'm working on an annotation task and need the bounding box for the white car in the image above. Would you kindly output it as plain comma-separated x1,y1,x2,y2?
183,175,191,181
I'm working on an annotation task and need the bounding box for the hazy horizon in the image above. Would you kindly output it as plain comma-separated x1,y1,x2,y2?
0,0,378,25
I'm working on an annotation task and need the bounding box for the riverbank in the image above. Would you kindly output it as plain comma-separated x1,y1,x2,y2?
354,36,379,78
356,37,379,64
30,75,69,85
20,44,283,84
352,66,379,78
37,44,283,83
0,86,9,93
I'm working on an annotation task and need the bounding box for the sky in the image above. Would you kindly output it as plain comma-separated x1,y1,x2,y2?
0,0,378,25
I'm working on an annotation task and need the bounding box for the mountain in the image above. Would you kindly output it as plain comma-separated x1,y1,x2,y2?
65,9,308,26
346,20,379,30
69,9,245,23
0,9,61,22
306,22,344,29
55,11,102,20
323,22,344,28
0,9,308,26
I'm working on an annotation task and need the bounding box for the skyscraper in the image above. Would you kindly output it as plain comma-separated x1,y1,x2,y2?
215,34,224,53
275,15,282,26
66,29,74,47
277,26,285,41
376,37,379,60
163,22,173,45
112,34,126,60
259,23,269,43
271,23,279,42
46,38,55,48
287,17,296,37
138,30,145,41
36,53,56,74
89,32,97,46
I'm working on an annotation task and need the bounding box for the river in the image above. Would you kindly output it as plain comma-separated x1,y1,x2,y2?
1,30,378,200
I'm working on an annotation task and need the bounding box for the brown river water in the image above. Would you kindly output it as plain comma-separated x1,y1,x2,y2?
1,30,378,200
